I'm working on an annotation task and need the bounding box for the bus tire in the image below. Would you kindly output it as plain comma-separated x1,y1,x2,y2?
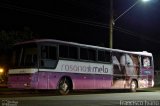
58,77,71,95
130,80,137,92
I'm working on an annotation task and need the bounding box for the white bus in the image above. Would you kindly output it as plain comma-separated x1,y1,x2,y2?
8,39,154,94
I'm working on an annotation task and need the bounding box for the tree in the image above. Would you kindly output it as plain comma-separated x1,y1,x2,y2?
0,27,33,48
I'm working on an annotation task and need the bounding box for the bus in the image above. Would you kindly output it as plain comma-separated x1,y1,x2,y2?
7,39,154,95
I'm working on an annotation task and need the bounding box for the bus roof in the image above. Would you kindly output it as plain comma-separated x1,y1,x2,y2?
15,39,152,57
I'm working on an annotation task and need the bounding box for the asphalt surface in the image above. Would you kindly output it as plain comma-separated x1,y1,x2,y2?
0,88,160,106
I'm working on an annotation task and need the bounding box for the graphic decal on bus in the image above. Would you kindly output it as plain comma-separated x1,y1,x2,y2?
112,52,140,88
57,60,113,75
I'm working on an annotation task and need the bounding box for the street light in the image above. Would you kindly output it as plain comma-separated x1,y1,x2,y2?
109,0,150,48
0,68,3,74
142,0,151,2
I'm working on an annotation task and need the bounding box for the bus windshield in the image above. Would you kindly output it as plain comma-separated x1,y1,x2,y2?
12,43,38,68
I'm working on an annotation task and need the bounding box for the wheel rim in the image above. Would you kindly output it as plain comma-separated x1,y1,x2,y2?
58,78,70,95
131,82,136,89
131,81,136,91
60,81,68,92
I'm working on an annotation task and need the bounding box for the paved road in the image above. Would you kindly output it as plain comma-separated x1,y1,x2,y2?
0,90,160,106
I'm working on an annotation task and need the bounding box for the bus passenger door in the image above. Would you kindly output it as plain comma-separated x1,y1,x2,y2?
37,45,58,89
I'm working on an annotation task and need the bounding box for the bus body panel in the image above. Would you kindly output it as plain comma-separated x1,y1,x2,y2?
8,71,113,89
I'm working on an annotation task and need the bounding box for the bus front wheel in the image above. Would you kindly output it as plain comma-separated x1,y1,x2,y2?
58,77,71,95
130,80,137,92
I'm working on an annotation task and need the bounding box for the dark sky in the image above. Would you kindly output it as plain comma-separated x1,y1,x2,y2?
0,0,160,52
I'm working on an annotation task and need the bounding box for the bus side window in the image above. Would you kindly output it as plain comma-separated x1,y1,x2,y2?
142,56,151,67
48,46,57,60
80,48,88,60
88,49,96,61
59,45,78,59
24,54,32,66
41,46,57,68
41,46,57,60
80,48,96,61
33,54,37,64
105,51,111,62
98,50,110,62
41,46,47,59
59,45,69,58
24,54,37,66
68,46,78,59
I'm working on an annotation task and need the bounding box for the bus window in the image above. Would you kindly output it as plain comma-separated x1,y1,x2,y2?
41,46,57,68
88,49,96,61
68,46,78,59
142,56,151,67
59,45,78,59
80,48,96,61
80,48,88,60
15,44,38,67
12,47,21,67
59,45,69,58
98,50,110,62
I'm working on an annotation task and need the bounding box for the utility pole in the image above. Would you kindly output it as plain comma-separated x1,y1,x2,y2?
109,0,113,48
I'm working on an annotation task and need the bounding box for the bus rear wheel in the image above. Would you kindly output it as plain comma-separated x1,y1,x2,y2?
130,80,137,92
58,77,71,95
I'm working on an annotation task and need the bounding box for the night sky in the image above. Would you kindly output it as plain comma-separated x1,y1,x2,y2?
0,0,160,53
